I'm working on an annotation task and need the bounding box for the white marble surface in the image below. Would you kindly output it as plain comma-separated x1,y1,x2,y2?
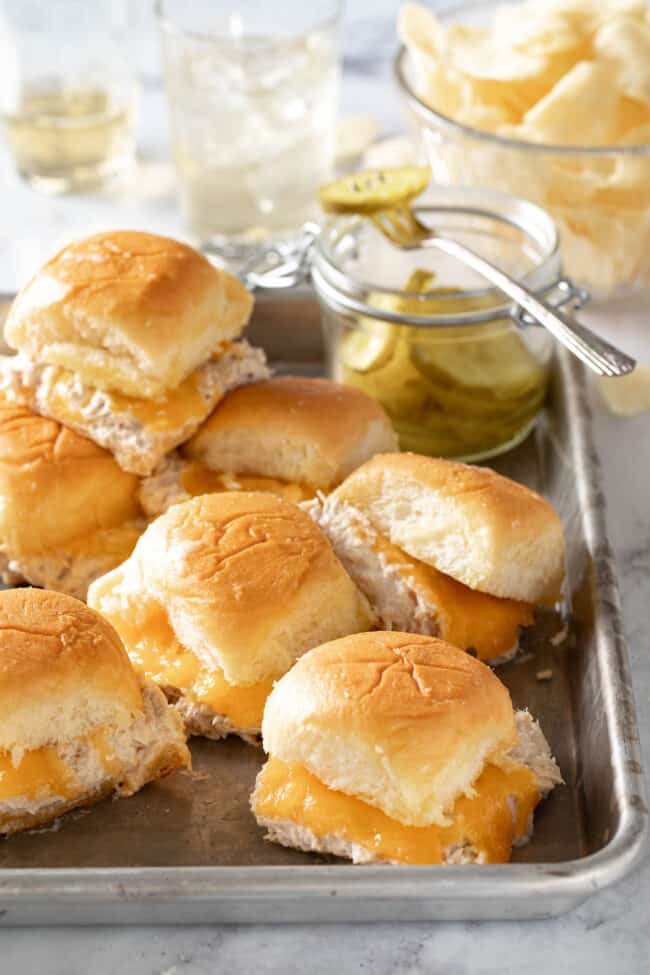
1,2,649,972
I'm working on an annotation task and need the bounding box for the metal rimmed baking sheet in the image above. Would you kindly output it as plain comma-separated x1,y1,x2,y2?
0,291,645,923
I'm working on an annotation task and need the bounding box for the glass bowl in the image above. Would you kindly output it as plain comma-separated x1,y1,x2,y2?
394,0,650,297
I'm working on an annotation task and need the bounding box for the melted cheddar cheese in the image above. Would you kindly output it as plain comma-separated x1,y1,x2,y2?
0,747,73,802
254,757,540,864
0,730,122,803
64,523,143,562
43,363,215,434
110,603,274,729
370,533,535,661
180,463,315,505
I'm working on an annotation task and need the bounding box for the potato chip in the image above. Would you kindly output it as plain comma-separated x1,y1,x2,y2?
463,75,552,124
417,61,470,121
545,156,650,210
599,0,647,21
594,16,650,105
524,61,620,145
492,4,585,57
456,95,513,132
554,204,650,293
599,367,650,417
539,0,648,27
399,8,470,122
445,24,547,82
543,163,610,209
620,121,650,146
398,2,445,60
615,96,650,139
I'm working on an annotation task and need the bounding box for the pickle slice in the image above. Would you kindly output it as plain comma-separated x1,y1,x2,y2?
341,332,430,417
319,167,431,215
340,321,397,372
338,276,431,375
411,326,546,399
403,269,436,293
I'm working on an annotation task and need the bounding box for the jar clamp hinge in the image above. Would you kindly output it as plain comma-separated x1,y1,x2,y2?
511,278,590,329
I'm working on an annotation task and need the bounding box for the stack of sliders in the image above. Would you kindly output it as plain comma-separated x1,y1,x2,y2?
0,588,190,836
0,230,267,476
305,453,565,665
139,376,398,516
252,631,562,864
88,491,375,743
0,230,270,596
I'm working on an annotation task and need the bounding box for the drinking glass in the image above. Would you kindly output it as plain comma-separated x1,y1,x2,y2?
157,0,342,268
0,0,139,193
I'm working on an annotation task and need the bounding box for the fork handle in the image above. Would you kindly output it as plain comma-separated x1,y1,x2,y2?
423,235,635,378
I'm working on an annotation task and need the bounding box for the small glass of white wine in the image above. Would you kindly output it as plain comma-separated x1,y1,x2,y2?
0,0,139,193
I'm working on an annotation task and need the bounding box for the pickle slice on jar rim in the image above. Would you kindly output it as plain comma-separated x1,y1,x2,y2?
319,167,431,215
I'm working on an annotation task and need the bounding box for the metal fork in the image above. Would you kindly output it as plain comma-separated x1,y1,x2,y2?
370,207,636,378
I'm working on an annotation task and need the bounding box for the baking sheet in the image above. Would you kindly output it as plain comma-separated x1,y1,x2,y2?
0,291,645,923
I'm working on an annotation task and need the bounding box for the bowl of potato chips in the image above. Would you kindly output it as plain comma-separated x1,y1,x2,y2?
395,0,650,296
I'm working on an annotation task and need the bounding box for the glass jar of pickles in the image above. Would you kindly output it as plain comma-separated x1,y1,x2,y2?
311,186,584,461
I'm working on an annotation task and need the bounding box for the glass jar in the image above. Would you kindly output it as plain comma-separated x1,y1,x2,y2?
311,186,585,462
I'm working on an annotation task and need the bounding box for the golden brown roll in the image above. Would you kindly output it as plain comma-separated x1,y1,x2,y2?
139,376,399,516
305,453,565,663
4,230,253,398
0,397,144,599
88,491,375,743
332,453,564,601
252,631,562,864
0,588,190,836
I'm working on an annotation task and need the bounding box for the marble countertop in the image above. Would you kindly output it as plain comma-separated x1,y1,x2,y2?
1,2,649,972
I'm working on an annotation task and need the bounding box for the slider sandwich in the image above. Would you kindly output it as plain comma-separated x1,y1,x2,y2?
0,588,190,836
139,376,399,517
88,491,374,743
305,453,565,664
252,631,562,864
0,396,144,599
0,231,269,476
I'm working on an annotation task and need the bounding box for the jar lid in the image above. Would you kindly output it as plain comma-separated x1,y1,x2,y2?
311,186,564,327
